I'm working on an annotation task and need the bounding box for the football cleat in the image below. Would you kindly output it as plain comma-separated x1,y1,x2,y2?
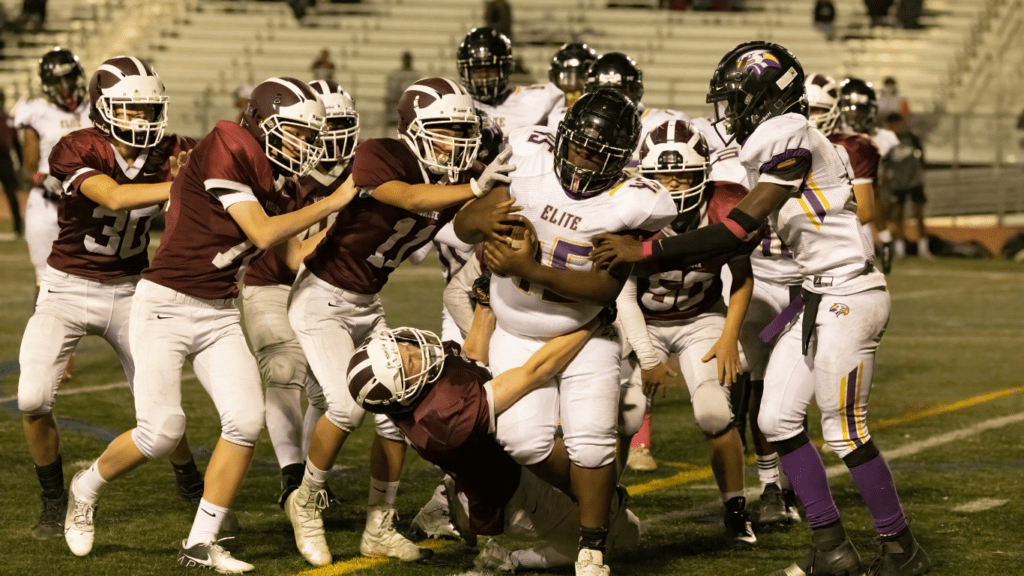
724,497,757,546
361,505,433,562
474,537,519,573
769,524,863,576
866,528,931,576
759,483,790,525
64,470,96,556
32,490,68,540
783,489,803,523
626,445,657,471
575,548,612,576
411,480,462,540
285,483,332,566
176,536,254,573
880,241,895,274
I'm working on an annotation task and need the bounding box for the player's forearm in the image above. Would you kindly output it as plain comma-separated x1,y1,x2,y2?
853,183,875,225
522,263,622,304
374,180,475,213
463,304,496,365
255,199,338,250
284,227,329,272
443,259,481,336
723,272,753,343
99,182,172,211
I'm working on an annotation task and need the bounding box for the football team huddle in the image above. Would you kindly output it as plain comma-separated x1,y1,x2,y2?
13,27,930,576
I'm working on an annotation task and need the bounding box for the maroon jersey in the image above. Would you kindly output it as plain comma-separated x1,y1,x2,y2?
304,138,462,295
243,164,351,288
45,127,196,282
144,120,282,300
829,131,880,185
390,342,521,536
638,181,753,323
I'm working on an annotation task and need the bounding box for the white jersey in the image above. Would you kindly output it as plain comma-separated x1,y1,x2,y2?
870,127,899,159
507,125,556,178
13,98,90,175
491,171,676,339
690,116,730,153
475,83,564,135
546,100,568,130
741,114,885,295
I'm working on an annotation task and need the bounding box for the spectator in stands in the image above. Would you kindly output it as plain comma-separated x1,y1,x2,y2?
813,0,836,40
884,112,931,259
19,0,46,32
287,0,313,22
877,76,910,123
896,0,923,29
484,0,513,43
864,0,893,27
384,52,420,132
311,49,336,82
0,87,22,236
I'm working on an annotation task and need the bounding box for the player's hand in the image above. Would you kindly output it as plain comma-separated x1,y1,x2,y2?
479,195,526,245
42,175,63,199
590,232,645,270
470,147,516,197
328,174,358,211
702,337,743,386
169,150,191,179
641,361,676,397
484,229,537,278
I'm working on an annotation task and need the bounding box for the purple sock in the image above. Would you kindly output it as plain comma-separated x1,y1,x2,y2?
848,453,908,536
779,441,841,529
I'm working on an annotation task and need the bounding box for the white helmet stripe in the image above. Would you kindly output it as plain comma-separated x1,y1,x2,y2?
97,64,127,78
268,77,307,101
439,77,465,95
309,79,327,94
405,85,443,100
127,56,148,76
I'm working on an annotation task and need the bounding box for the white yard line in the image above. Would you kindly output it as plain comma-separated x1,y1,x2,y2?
1,375,200,403
952,498,1010,513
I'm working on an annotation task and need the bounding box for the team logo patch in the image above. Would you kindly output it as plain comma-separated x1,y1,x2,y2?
598,71,622,85
830,303,850,317
737,50,781,77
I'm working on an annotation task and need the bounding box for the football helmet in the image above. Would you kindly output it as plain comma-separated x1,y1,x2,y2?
584,52,644,103
39,47,86,112
839,77,877,134
554,88,639,198
89,56,169,148
805,73,841,136
398,77,481,181
549,42,598,107
638,119,709,227
457,27,513,105
706,41,806,146
308,79,359,165
347,327,446,414
241,77,326,177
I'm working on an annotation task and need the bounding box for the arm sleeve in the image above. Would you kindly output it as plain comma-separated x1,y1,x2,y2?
615,277,660,370
433,221,475,253
741,115,812,188
443,256,483,336
48,136,104,197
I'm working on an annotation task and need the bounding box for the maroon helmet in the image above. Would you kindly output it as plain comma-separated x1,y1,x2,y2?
397,77,480,180
89,56,168,148
241,77,326,177
308,79,359,165
638,119,710,224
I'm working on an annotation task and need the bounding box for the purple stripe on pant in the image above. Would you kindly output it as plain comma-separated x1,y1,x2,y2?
845,364,864,448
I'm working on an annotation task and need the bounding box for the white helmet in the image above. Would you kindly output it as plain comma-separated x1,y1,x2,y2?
89,56,169,148
638,119,710,219
397,77,481,180
805,73,841,137
347,328,446,414
308,79,359,165
241,77,327,177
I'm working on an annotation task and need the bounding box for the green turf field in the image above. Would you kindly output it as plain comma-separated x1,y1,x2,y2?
1,235,1022,576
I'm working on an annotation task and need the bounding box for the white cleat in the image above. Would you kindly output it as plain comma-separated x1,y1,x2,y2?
176,536,254,573
285,483,332,566
411,481,461,539
575,548,611,576
474,537,519,573
64,470,96,557
361,505,432,562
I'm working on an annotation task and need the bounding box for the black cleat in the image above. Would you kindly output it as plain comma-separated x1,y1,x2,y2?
880,241,895,274
783,488,803,523
769,523,863,576
724,496,757,546
867,527,931,576
31,490,68,540
759,483,789,525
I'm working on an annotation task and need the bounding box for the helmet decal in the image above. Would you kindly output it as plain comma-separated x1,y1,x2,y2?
737,50,782,77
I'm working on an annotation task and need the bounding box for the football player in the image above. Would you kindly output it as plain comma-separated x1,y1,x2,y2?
840,77,901,271
63,77,356,573
546,42,598,129
15,48,91,288
238,79,358,507
614,119,758,545
457,27,564,134
347,306,638,572
460,88,676,576
17,56,199,541
283,77,515,567
591,42,930,576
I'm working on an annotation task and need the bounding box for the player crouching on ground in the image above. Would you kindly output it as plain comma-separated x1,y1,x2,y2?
348,297,640,572
18,55,201,541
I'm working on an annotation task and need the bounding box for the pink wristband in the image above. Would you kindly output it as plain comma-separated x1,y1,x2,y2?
641,239,654,259
722,218,747,240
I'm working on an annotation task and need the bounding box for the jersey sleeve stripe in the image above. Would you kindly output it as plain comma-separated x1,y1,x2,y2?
64,167,102,192
205,178,253,195
851,177,873,185
212,190,259,209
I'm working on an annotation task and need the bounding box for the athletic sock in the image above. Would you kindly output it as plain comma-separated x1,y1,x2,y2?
847,452,908,536
778,441,840,529
185,498,228,548
578,525,609,554
303,460,330,492
630,413,652,449
172,457,203,493
368,477,399,508
73,461,108,506
36,454,65,499
756,453,781,488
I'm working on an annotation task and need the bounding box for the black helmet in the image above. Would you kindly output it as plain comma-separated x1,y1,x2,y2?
584,52,643,103
706,41,806,146
839,77,877,134
456,27,513,105
39,47,86,112
554,88,640,198
549,42,597,106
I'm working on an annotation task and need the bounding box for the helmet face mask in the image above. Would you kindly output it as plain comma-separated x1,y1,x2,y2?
347,328,446,414
549,43,597,107
40,48,86,112
398,78,482,181
584,52,644,103
554,89,639,198
638,119,709,227
263,118,325,178
89,56,169,149
839,77,877,134
309,80,360,166
805,73,841,136
457,28,513,105
242,78,327,177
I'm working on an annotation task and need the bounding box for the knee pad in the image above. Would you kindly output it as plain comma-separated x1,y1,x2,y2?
258,343,308,390
17,379,54,415
500,431,555,467
133,412,187,459
691,381,733,436
564,437,616,469
222,404,266,447
373,414,405,443
617,376,648,438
